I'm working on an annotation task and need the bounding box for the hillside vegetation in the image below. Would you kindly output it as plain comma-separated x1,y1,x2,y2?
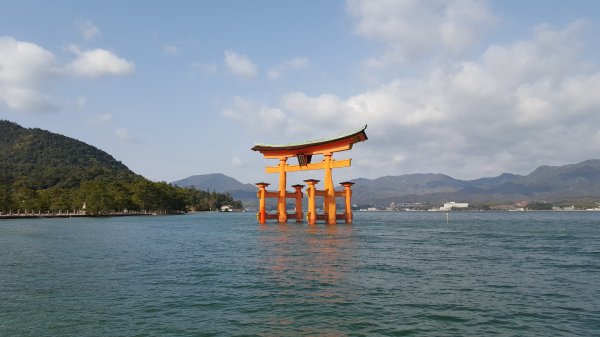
0,120,241,214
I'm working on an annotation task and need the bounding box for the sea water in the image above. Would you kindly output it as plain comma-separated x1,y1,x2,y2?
1,211,598,336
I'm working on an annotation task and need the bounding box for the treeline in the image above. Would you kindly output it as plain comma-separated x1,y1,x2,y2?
0,180,243,215
0,120,242,215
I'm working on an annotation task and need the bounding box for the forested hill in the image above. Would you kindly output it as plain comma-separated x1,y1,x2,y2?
0,120,241,214
0,120,139,189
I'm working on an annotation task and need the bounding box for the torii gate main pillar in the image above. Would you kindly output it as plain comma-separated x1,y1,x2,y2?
277,158,287,223
323,153,337,224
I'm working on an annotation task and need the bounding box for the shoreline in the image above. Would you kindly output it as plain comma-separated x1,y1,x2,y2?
0,212,179,220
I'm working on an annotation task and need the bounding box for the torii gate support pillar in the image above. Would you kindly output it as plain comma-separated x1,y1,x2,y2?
291,184,304,222
304,179,319,225
256,182,270,224
340,182,355,224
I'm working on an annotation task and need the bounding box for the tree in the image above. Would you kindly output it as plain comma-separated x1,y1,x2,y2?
0,184,14,212
526,202,553,210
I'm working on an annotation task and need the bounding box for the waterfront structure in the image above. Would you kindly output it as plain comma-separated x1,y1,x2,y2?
440,201,469,211
252,125,368,225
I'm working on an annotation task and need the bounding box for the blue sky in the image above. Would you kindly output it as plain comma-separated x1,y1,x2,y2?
2,1,600,186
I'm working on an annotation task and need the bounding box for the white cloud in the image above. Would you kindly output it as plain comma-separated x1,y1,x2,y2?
0,87,55,112
87,113,113,125
0,36,134,113
67,48,135,78
223,96,297,138
231,157,244,168
88,113,112,125
346,0,496,65
268,57,309,79
163,45,179,55
77,20,101,40
98,113,112,123
0,36,58,112
115,127,142,143
0,37,57,84
115,127,129,139
224,51,258,79
192,62,218,75
76,96,87,109
225,22,600,179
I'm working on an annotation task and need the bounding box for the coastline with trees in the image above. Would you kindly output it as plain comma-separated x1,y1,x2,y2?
0,120,242,217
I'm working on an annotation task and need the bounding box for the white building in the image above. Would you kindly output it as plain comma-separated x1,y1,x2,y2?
440,201,469,211
220,205,233,212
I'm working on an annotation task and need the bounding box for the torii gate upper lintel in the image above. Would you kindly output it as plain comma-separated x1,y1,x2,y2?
251,125,368,225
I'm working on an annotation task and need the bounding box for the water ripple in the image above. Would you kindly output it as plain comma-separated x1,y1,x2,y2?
1,212,599,336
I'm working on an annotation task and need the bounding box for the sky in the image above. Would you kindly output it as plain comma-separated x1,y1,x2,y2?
2,0,600,186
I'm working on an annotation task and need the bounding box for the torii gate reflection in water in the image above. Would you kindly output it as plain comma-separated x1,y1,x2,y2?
251,125,368,225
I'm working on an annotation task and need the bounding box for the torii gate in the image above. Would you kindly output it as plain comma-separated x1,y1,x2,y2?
251,125,368,225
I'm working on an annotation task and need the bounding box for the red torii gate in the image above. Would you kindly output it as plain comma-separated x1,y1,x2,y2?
251,125,368,225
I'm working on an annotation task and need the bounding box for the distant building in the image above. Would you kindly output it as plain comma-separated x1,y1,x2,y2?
553,205,575,211
440,201,469,211
220,205,233,212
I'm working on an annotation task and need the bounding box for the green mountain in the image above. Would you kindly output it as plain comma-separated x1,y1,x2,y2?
0,120,139,189
0,120,241,214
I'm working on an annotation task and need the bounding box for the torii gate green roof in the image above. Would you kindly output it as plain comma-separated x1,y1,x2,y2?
251,125,368,154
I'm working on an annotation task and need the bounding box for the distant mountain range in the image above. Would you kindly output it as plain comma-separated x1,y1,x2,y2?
173,159,600,206
350,159,600,205
172,173,257,201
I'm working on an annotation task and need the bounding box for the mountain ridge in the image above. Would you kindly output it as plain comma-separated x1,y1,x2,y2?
349,159,600,205
171,173,257,201
174,159,600,206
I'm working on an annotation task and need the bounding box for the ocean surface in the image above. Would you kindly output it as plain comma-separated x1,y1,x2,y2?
1,211,599,336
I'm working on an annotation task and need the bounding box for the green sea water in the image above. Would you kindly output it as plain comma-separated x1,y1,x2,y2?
1,211,599,336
